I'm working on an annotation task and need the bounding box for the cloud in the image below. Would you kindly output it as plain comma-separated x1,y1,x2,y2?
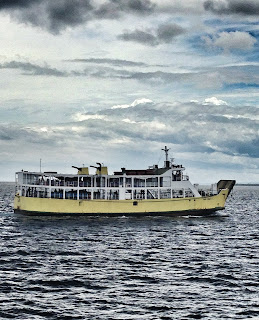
157,23,186,43
131,98,153,106
118,23,186,46
65,98,259,159
0,124,61,146
72,114,106,122
124,65,259,89
66,58,148,67
118,29,158,46
1,58,259,94
203,31,257,52
1,99,258,182
204,0,259,16
0,0,41,9
155,0,205,14
1,0,155,33
11,0,94,34
111,98,153,109
203,97,228,105
0,60,67,76
95,0,155,18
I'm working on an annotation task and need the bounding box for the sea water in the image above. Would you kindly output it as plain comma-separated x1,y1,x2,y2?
0,183,258,319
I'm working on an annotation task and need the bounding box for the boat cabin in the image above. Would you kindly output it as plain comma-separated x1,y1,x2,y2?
15,147,218,201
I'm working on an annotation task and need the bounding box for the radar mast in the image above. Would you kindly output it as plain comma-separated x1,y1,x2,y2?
162,146,170,168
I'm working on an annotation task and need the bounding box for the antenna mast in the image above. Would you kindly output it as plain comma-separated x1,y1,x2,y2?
162,146,170,168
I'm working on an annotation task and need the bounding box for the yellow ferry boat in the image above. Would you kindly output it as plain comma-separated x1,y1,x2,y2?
14,147,235,216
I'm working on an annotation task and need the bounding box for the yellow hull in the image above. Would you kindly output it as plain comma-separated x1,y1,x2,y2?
14,189,230,216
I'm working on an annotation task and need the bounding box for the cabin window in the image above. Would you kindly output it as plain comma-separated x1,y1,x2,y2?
108,178,119,187
93,189,105,199
65,177,78,187
50,188,63,199
147,189,158,199
107,190,119,200
96,177,106,187
126,178,132,187
133,201,138,206
79,189,91,200
65,190,77,200
79,177,92,187
133,189,145,200
160,189,171,199
26,174,41,185
172,171,182,181
134,178,145,187
172,189,184,198
185,188,194,198
51,177,65,187
146,177,158,187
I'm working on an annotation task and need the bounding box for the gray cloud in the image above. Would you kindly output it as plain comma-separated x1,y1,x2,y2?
45,1,94,32
69,100,259,159
0,61,67,76
1,0,155,33
10,0,94,34
118,23,186,46
2,59,259,92
0,0,41,9
2,0,258,35
155,1,205,14
119,0,155,14
66,58,148,67
1,100,258,180
95,0,154,18
0,124,71,147
118,29,158,46
204,0,259,16
157,23,186,43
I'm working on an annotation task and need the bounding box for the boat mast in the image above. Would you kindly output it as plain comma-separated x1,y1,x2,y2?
162,146,170,168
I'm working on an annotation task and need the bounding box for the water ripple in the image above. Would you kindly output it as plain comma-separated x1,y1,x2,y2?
0,184,258,319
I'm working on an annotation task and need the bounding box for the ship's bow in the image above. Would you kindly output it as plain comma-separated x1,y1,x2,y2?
217,180,236,198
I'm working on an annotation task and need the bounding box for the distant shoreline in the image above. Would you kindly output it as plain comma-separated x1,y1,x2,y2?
0,181,15,183
236,184,259,186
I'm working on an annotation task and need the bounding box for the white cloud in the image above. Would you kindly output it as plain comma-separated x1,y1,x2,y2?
131,98,153,106
204,31,257,52
0,98,258,182
122,118,137,124
203,97,228,105
72,113,106,121
39,127,48,132
111,104,131,110
140,120,167,130
223,114,259,121
111,98,153,109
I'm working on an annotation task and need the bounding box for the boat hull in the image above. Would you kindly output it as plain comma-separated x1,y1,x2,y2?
14,189,230,216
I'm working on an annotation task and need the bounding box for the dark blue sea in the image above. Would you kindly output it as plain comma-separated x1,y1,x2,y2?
0,183,258,320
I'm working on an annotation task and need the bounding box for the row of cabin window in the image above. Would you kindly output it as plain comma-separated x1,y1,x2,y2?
22,176,173,188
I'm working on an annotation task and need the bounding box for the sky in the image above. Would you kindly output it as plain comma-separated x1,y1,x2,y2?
0,0,258,183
